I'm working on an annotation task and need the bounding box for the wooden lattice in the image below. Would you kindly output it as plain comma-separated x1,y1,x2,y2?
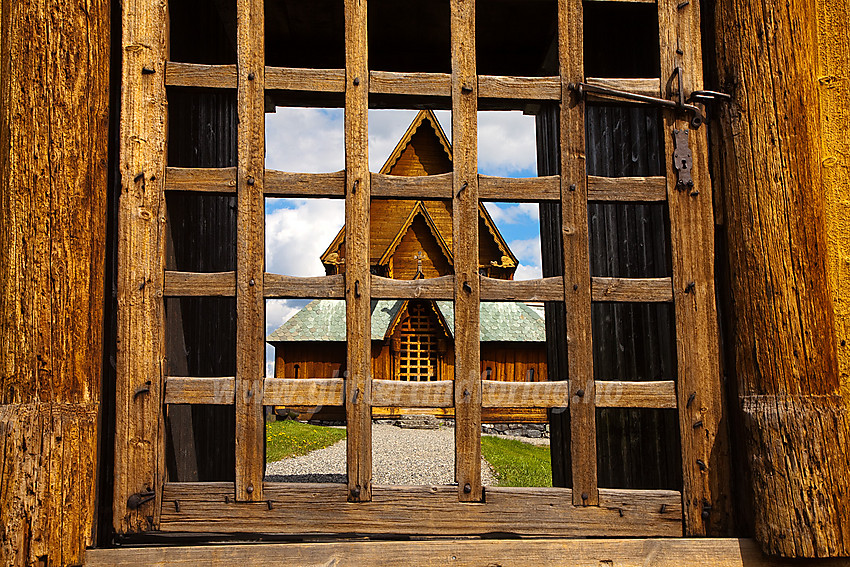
397,302,440,382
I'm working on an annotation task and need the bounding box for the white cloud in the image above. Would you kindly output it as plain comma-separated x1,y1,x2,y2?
508,237,542,281
484,202,539,225
265,199,345,277
478,111,537,176
265,109,344,172
514,263,543,280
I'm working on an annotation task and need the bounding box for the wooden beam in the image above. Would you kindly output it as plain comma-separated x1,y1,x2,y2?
371,172,453,200
480,381,676,408
372,380,454,408
85,538,847,567
584,77,662,98
234,0,266,502
344,0,372,503
265,170,345,197
371,275,454,300
165,62,237,88
113,0,168,534
264,274,345,299
480,276,563,301
165,167,237,193
591,277,673,302
164,271,236,296
451,0,482,503
478,75,561,100
478,175,560,201
594,381,677,409
587,175,667,202
264,379,345,406
265,66,346,92
369,71,451,97
165,378,236,405
558,0,598,507
658,0,732,537
155,483,682,537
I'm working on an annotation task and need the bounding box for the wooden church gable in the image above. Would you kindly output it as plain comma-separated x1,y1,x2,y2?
379,110,453,176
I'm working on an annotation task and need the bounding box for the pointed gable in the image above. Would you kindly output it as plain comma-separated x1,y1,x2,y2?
380,110,452,176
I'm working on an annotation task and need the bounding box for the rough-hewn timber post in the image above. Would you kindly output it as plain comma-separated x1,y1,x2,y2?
0,0,110,565
713,0,850,558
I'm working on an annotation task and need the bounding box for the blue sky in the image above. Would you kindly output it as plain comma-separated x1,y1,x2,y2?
264,108,541,374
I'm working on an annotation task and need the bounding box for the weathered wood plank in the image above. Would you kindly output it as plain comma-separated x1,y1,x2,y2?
591,277,673,302
264,378,345,406
584,77,662,98
587,175,667,202
372,380,454,408
235,0,266,502
451,0,482,502
165,377,236,405
371,275,454,300
344,0,372,503
595,381,677,409
165,167,237,193
156,483,682,537
558,0,598,506
85,538,846,567
371,172,453,199
478,75,561,100
165,62,238,88
265,66,346,92
264,274,345,298
114,0,169,533
369,71,451,97
164,271,236,296
480,276,563,301
658,0,732,536
265,170,345,197
478,175,560,201
482,381,571,408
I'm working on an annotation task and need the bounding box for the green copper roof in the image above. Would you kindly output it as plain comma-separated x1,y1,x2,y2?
267,299,545,343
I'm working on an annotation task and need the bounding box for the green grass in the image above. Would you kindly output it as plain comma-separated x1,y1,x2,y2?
265,419,346,463
481,435,552,487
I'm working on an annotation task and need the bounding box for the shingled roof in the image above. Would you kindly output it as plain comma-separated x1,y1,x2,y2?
266,299,546,343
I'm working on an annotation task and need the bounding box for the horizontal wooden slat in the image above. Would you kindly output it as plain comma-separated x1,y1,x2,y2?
264,274,345,298
371,275,454,300
263,379,345,406
265,170,345,197
165,167,237,193
478,175,560,201
165,62,237,88
478,76,561,100
265,66,345,92
84,538,831,567
587,175,667,202
369,71,451,97
584,77,662,99
371,172,453,199
164,271,236,296
482,380,571,408
480,276,563,301
372,380,454,408
159,483,682,537
595,381,678,409
591,277,673,302
165,377,235,404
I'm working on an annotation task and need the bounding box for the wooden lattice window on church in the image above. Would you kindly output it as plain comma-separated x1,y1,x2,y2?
396,302,441,382
114,0,729,540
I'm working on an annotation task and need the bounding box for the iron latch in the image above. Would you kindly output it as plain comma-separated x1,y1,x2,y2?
673,129,695,192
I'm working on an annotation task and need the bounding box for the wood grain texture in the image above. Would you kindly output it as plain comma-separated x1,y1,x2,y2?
156,483,682,537
85,538,849,567
482,380,571,407
595,381,677,409
265,274,345,298
371,172,453,199
165,377,236,405
478,75,561,100
0,0,108,560
264,378,345,406
713,0,848,555
587,175,667,202
584,77,662,98
235,0,266,502
478,175,560,201
344,0,372,503
558,0,598,506
659,0,732,537
164,271,236,296
369,71,451,97
371,275,454,300
591,277,673,302
265,66,345,92
165,62,237,88
480,276,563,301
114,0,168,534
451,0,482,502
265,170,345,197
372,379,454,408
165,167,237,193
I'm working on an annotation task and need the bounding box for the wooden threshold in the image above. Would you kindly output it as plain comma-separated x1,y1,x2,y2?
155,483,682,537
85,538,836,567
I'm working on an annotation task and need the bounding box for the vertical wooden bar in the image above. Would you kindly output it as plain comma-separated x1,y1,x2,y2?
344,0,372,502
657,0,732,535
235,0,265,501
451,0,482,502
557,0,597,506
115,0,169,532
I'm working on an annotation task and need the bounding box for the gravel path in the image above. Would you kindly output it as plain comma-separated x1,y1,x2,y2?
265,423,497,485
